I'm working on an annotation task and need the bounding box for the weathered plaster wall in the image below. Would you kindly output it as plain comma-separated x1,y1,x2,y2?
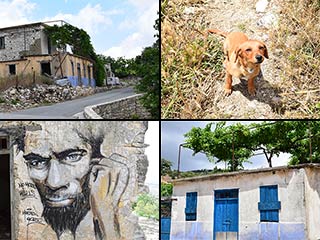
304,167,320,239
171,167,312,240
0,53,95,87
0,121,149,240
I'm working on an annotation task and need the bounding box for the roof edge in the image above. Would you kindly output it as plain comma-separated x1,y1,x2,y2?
170,163,320,184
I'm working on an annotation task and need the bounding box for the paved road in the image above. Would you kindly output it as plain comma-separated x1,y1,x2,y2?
0,87,136,119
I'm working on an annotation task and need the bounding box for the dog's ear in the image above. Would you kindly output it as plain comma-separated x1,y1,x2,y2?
235,48,242,63
263,44,269,59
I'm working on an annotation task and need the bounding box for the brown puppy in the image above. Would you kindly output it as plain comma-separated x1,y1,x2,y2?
208,29,268,96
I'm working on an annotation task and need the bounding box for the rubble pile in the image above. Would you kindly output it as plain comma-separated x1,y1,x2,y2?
0,84,96,111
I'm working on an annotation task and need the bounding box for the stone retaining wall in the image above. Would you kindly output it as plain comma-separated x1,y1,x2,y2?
84,94,151,119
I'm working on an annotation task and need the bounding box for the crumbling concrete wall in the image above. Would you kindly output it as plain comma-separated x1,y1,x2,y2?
0,121,149,240
0,24,48,61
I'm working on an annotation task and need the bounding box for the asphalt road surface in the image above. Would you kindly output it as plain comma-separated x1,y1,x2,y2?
0,87,136,119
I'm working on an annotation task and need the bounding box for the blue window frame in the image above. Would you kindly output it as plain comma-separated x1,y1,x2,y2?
185,192,197,221
258,185,281,222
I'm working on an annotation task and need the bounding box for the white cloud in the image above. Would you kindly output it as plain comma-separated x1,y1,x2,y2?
104,1,158,59
0,0,36,28
43,4,117,35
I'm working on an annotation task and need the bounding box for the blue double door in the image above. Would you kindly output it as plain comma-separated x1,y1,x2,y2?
214,189,239,240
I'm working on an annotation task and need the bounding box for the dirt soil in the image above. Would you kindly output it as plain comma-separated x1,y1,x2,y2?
195,0,283,118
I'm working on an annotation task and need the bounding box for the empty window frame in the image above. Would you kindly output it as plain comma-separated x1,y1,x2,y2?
0,37,5,49
8,64,16,75
83,64,86,78
88,66,91,80
185,192,197,221
70,61,75,76
258,185,281,222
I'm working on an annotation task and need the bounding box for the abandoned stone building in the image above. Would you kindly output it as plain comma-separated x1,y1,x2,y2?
0,21,95,87
0,121,149,240
168,164,320,240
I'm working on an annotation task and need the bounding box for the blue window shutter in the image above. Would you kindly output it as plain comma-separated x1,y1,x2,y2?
185,192,197,221
258,185,281,222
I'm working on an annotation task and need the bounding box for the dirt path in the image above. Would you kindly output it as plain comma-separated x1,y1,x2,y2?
206,0,284,118
192,0,284,118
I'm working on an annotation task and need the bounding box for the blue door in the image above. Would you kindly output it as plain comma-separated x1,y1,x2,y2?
214,189,239,240
161,217,171,240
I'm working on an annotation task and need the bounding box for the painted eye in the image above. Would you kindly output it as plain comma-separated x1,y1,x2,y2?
64,154,82,162
29,160,48,170
64,150,86,163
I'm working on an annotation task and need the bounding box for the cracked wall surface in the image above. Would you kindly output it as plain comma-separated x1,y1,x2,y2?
0,121,149,240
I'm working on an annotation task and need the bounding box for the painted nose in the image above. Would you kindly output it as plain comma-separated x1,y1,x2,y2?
46,160,67,190
255,55,263,62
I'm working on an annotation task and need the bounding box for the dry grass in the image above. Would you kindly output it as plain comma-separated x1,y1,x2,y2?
161,0,224,118
270,0,320,117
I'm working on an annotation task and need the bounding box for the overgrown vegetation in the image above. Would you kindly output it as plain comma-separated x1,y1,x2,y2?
184,121,320,171
45,24,105,86
133,193,159,220
270,0,320,117
134,16,160,119
161,0,224,118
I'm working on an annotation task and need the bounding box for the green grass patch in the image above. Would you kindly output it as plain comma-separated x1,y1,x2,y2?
133,193,159,220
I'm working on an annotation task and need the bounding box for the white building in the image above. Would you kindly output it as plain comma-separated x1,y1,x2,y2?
169,164,320,240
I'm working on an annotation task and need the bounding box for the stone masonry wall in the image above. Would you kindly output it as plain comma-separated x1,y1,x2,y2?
92,94,151,119
0,121,149,240
0,24,45,61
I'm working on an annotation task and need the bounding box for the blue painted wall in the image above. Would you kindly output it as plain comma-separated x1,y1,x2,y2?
67,76,96,87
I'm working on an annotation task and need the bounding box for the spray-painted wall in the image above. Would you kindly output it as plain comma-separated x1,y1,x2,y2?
170,165,320,240
0,121,149,240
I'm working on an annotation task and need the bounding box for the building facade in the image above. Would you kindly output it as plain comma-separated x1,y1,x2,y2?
0,22,95,87
170,164,320,240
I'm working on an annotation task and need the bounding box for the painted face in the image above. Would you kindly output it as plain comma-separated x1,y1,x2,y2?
23,128,92,208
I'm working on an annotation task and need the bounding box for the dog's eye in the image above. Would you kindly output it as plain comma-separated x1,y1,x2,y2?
259,46,265,50
245,48,252,52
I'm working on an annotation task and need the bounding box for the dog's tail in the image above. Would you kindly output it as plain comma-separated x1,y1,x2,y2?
207,29,228,38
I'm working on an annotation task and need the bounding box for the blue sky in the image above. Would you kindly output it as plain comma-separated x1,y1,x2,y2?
0,0,158,59
161,121,290,171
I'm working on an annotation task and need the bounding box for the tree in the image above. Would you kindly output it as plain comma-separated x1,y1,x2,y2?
184,122,253,171
134,15,160,118
161,158,173,176
184,121,320,170
45,24,105,86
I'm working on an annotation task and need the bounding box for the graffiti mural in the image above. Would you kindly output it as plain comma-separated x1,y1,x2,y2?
1,121,148,240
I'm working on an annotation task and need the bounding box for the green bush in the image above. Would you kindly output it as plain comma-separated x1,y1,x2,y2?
133,193,159,220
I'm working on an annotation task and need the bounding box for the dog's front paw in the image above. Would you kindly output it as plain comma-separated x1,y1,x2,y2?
248,87,256,96
224,88,232,96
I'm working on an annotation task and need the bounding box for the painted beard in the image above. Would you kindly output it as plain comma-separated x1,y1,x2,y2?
37,173,91,239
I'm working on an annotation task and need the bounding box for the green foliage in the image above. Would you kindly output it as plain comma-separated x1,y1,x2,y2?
161,158,173,176
161,183,173,197
184,121,320,169
134,15,160,119
99,55,137,78
133,193,159,220
44,24,105,86
184,122,253,171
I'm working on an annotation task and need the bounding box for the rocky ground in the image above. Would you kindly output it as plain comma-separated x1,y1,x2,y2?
139,216,159,240
202,0,283,118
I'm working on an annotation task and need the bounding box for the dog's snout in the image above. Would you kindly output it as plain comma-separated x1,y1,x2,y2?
255,55,263,62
